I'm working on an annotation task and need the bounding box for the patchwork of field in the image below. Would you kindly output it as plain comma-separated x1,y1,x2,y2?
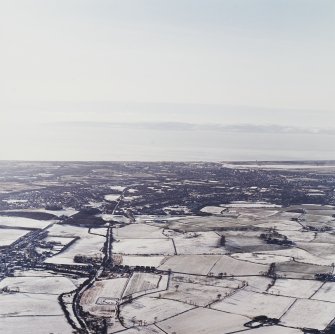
0,268,84,334
2,198,335,334
111,203,335,333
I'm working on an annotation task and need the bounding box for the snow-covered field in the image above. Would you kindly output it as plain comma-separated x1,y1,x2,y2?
0,276,76,294
105,194,121,202
0,316,74,334
257,219,303,231
0,228,30,246
3,199,335,333
81,278,128,316
113,238,175,255
223,201,281,208
281,299,335,330
268,278,322,298
200,206,227,215
11,208,78,217
210,255,269,276
114,224,167,239
212,290,294,318
171,273,242,289
110,185,126,192
124,273,162,297
172,231,225,255
0,293,63,317
159,307,249,334
158,255,222,275
118,326,162,334
0,216,51,229
120,255,165,267
44,225,105,265
231,252,292,264
241,326,302,334
312,282,335,302
120,296,193,326
163,205,191,214
82,278,128,301
258,248,335,266
155,281,233,306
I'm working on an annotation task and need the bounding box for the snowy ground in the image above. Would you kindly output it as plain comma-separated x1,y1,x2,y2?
0,228,30,246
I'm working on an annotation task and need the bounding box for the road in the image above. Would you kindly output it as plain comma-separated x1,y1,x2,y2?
72,189,126,333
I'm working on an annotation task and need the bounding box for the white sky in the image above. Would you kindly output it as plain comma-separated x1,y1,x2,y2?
0,0,334,160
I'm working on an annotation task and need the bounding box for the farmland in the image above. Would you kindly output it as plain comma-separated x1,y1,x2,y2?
1,161,335,333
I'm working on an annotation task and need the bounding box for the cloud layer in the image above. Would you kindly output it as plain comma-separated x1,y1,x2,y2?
52,121,335,135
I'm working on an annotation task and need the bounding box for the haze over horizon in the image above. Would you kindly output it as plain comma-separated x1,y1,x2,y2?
1,0,334,161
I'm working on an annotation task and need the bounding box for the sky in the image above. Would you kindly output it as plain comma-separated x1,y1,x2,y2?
0,0,334,161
